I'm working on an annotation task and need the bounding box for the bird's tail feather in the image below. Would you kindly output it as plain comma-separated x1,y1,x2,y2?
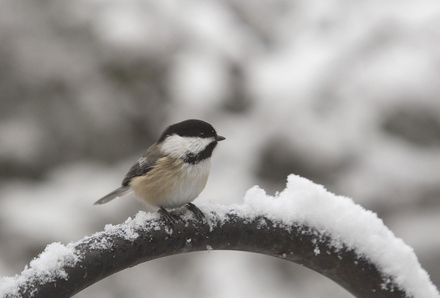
94,186,131,205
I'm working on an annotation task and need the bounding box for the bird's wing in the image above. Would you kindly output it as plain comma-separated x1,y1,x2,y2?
122,145,162,187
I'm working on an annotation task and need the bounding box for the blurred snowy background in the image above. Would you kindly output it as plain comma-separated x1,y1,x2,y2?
1,0,440,297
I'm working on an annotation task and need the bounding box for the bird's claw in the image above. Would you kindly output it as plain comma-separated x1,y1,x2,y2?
159,207,180,225
186,203,206,222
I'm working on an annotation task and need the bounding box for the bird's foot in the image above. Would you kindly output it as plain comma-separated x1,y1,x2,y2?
158,207,180,225
186,203,206,222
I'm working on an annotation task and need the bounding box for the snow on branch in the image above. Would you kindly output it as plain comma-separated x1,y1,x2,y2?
0,175,438,298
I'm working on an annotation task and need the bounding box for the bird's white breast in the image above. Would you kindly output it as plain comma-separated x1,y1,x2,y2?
163,158,211,208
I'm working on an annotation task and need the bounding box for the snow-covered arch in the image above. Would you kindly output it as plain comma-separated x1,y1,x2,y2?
1,175,438,298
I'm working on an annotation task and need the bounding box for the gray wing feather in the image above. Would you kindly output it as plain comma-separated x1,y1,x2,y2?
95,144,162,205
122,144,162,186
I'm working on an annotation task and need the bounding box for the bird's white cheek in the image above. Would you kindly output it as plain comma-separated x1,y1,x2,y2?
185,137,214,155
161,135,214,157
160,135,186,157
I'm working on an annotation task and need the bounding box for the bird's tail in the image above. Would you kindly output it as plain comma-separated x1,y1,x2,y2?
94,186,131,205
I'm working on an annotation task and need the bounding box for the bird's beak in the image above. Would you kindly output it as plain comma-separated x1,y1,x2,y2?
216,135,226,142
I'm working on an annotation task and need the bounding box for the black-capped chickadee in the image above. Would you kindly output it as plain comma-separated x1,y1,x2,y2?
94,119,225,222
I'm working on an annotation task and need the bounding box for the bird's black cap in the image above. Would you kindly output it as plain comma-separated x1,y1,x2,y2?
158,119,224,143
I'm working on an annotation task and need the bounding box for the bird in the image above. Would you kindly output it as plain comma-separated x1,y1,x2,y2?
94,119,225,223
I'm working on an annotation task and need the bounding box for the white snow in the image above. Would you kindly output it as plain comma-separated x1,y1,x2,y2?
0,242,80,297
235,175,439,298
103,211,161,241
88,211,164,250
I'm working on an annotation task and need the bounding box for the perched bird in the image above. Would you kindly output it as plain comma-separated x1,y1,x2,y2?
94,119,225,222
